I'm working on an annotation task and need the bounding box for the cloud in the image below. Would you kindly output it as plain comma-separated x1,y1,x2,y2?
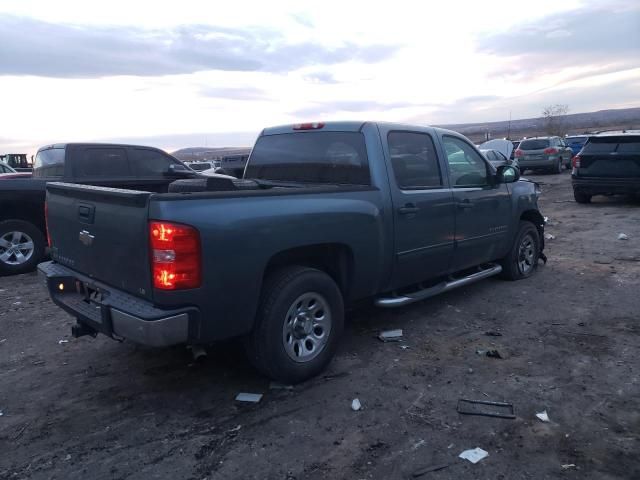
304,71,339,84
199,86,269,101
293,100,419,117
478,5,640,77
0,16,400,78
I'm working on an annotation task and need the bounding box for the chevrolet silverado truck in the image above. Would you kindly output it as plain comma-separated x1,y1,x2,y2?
39,122,546,383
0,143,195,275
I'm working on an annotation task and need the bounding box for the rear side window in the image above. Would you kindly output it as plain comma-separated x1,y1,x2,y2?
75,148,132,178
388,131,442,189
566,136,588,146
33,148,65,178
246,132,370,185
583,137,640,154
130,148,175,176
519,139,550,150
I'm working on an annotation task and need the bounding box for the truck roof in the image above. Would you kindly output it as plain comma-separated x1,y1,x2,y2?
260,121,459,137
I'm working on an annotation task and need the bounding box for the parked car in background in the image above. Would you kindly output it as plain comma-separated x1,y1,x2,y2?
571,133,640,203
185,161,215,172
0,143,196,275
219,153,250,177
510,140,520,160
40,121,545,383
481,149,520,171
515,136,573,173
0,163,31,179
564,135,590,156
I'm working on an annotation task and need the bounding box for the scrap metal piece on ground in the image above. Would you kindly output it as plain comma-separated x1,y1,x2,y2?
459,447,489,464
235,393,263,403
378,329,403,342
411,463,451,477
457,399,516,419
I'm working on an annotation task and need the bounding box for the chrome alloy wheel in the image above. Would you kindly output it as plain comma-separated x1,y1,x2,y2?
282,292,332,363
0,231,35,265
518,233,536,275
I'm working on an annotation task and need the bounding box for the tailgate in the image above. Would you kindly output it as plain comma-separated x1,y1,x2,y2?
578,136,640,178
46,182,153,300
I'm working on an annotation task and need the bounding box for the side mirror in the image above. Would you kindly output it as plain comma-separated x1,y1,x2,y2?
496,165,519,183
167,163,193,177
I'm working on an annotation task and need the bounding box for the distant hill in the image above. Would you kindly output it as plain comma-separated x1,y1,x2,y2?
172,146,251,162
438,107,640,142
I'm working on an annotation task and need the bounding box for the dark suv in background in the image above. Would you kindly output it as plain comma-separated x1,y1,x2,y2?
515,136,573,173
571,133,640,203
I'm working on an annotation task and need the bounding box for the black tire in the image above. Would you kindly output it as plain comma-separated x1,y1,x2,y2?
499,221,540,280
574,190,591,204
0,220,46,276
244,266,344,383
553,159,563,174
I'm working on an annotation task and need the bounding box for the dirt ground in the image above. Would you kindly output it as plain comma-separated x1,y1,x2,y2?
1,171,639,480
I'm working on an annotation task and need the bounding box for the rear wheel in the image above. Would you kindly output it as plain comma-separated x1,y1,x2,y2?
574,190,592,204
553,159,563,174
499,221,540,280
0,220,46,276
244,266,344,383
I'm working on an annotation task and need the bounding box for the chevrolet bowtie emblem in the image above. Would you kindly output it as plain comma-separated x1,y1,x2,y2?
79,230,95,246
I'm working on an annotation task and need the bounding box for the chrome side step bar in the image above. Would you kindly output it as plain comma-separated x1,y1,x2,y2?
374,264,502,308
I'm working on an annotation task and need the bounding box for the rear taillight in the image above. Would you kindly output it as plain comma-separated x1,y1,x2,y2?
572,155,581,168
44,201,52,247
149,221,201,290
543,147,558,155
514,149,524,158
293,122,325,130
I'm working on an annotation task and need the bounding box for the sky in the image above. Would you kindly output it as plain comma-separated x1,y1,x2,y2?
0,0,638,155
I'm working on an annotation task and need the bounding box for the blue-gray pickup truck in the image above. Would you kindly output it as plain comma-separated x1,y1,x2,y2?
39,121,545,383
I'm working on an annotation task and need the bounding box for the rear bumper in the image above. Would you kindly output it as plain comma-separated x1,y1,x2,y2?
572,176,640,196
38,261,199,347
518,156,558,169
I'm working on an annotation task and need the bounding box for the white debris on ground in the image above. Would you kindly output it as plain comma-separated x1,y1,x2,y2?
544,233,555,240
58,339,69,344
235,393,263,403
459,447,489,464
351,398,362,411
536,410,550,422
617,233,629,240
378,329,403,342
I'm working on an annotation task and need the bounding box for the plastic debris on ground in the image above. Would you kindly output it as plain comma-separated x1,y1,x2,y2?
457,399,515,419
536,410,550,422
617,233,629,240
459,447,489,464
411,463,450,477
561,464,576,470
0,410,3,416
378,329,403,342
484,331,502,337
486,349,503,359
544,233,555,240
58,339,69,344
400,345,410,350
235,392,263,403
351,398,362,411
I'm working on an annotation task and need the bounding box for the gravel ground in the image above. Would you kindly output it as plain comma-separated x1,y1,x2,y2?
1,171,639,480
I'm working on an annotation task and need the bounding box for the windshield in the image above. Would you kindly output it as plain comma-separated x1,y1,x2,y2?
33,148,65,178
519,139,550,150
245,132,371,185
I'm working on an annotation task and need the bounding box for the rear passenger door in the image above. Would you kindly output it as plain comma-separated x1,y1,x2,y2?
439,135,511,271
383,128,455,289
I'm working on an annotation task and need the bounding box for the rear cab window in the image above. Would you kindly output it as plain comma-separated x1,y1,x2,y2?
245,132,370,185
388,131,442,189
519,139,550,150
33,147,66,178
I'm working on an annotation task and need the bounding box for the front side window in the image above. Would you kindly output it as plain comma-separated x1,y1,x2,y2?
130,148,174,176
388,131,442,189
33,148,65,178
75,148,131,177
246,132,370,185
443,136,489,187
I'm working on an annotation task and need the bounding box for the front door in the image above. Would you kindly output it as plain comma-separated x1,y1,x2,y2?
440,135,511,271
384,129,455,289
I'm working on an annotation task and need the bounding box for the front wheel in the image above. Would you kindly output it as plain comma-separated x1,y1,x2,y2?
244,266,344,383
500,221,541,280
0,220,46,276
574,190,591,204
